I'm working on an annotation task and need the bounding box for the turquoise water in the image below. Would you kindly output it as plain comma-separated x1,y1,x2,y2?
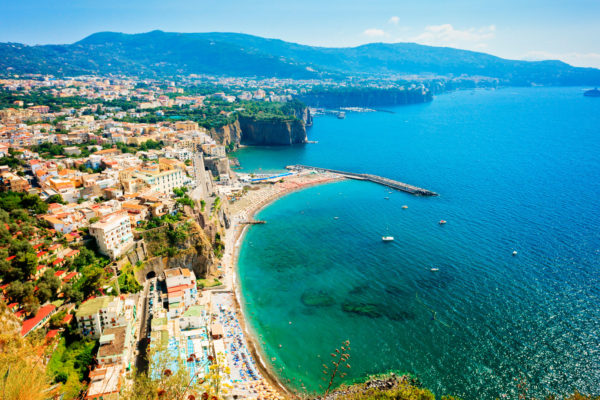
236,88,600,399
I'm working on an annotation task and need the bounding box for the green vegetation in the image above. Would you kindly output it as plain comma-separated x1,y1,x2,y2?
142,218,192,257
60,246,111,300
118,262,143,294
0,192,61,313
31,142,88,159
138,212,183,230
0,149,26,169
114,139,163,154
47,335,97,398
213,232,224,258
115,95,304,129
197,278,223,289
46,193,65,204
0,190,48,214
173,186,195,208
238,98,304,122
100,98,139,111
0,88,89,112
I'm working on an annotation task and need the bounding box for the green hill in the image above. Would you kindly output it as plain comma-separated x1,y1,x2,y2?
2,30,600,85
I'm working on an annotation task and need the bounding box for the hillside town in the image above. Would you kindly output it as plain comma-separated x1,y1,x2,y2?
0,75,311,400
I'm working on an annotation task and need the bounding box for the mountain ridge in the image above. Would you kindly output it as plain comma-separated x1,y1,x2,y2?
2,30,600,85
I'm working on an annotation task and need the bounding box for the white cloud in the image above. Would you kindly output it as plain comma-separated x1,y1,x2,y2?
409,24,496,50
363,28,386,38
522,50,600,69
389,16,400,25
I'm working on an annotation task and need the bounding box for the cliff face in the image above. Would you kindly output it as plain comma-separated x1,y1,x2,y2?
238,115,307,145
210,120,242,147
135,206,226,283
295,106,313,126
298,88,432,108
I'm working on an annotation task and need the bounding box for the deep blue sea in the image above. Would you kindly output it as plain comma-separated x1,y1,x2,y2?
235,87,600,399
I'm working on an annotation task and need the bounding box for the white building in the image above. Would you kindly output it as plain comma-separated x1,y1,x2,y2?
76,296,129,338
164,268,198,319
134,167,186,194
89,211,134,260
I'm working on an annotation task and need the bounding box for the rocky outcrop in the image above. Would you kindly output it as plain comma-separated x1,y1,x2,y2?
238,115,307,145
209,106,311,147
210,120,242,147
298,87,433,108
135,205,227,283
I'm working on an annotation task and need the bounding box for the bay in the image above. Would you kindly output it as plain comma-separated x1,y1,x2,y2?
236,87,600,399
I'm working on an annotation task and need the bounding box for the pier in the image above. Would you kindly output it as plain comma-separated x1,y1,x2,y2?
287,165,438,196
240,220,267,225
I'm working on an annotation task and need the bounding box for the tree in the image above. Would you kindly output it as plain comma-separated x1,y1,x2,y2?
46,194,65,205
20,193,48,214
71,247,99,270
36,270,61,303
62,283,84,304
76,264,105,297
12,251,38,281
36,283,53,304
9,239,33,254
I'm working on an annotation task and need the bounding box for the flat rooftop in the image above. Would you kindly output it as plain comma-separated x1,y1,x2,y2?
76,296,114,317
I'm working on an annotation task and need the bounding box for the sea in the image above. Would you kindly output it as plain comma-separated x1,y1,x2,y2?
234,87,600,399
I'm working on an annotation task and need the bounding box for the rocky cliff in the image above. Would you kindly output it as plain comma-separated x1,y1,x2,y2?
297,87,432,108
210,120,242,147
237,115,307,145
134,205,227,283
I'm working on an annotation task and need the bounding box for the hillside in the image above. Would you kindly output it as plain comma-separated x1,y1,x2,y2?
1,30,600,85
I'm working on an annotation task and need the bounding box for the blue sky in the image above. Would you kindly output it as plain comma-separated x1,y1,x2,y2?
2,0,600,68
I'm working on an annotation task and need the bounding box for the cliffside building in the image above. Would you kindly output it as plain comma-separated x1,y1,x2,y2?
90,211,134,260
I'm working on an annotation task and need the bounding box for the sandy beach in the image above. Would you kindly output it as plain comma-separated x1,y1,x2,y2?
218,172,344,398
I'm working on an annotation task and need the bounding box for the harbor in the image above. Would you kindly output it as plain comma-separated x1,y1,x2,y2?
286,165,438,196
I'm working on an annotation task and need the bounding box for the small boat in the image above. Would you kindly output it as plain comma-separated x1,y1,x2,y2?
333,216,339,220
430,267,439,271
337,111,346,119
382,236,394,242
512,251,518,256
584,88,600,97
402,205,408,209
439,220,447,225
384,197,390,200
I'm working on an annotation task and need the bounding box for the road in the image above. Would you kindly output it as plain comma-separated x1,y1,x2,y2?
134,277,154,373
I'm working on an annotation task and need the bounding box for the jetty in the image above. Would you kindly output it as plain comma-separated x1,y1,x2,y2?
240,220,267,225
287,165,438,196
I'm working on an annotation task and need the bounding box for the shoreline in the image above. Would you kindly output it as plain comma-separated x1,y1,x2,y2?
222,173,345,397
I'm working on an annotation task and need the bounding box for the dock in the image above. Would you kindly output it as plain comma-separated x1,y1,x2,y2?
287,165,438,196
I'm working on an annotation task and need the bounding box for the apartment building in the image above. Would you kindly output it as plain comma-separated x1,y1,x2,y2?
164,267,198,319
76,295,136,338
133,163,186,194
89,211,134,259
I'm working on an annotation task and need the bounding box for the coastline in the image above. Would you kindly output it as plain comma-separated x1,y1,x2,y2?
222,173,345,397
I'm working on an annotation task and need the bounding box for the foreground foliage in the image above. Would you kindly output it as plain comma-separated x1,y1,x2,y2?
0,303,51,400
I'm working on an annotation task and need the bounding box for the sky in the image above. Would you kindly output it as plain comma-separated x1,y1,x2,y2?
2,0,600,68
